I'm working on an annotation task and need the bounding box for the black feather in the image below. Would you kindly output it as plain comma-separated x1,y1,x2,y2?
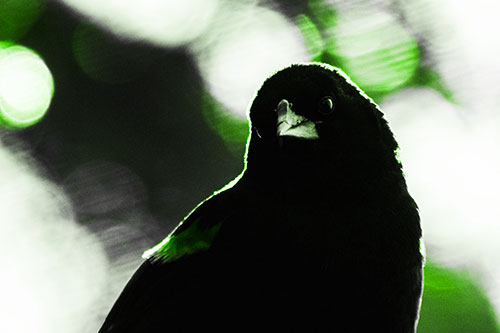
99,63,423,332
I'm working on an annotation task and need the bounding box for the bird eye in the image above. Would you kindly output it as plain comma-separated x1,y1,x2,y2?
318,96,335,115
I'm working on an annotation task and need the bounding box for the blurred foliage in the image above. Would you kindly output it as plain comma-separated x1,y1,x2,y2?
1,0,499,331
201,92,249,157
418,261,500,332
72,24,159,84
0,0,44,41
295,14,324,61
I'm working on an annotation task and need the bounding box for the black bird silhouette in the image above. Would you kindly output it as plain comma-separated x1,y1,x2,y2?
99,63,424,332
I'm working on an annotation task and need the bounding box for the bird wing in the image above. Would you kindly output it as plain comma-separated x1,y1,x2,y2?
98,185,241,332
143,199,225,264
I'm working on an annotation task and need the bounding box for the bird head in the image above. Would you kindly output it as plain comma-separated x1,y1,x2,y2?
244,63,402,195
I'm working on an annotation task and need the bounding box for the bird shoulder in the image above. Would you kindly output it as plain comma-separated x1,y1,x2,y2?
143,182,241,264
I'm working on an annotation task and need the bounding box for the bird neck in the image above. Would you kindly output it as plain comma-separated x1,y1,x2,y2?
242,151,335,203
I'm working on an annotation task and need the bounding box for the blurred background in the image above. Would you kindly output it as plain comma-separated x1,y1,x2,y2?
1,0,499,331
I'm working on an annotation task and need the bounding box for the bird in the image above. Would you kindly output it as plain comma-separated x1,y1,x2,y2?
98,63,424,332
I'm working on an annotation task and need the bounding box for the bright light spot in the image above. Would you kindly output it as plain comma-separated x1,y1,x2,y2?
0,44,54,129
382,87,500,319
0,279,42,332
0,140,108,333
327,7,419,93
398,0,500,115
192,4,309,118
59,0,219,47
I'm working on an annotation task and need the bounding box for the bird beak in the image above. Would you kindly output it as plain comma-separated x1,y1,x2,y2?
276,99,319,139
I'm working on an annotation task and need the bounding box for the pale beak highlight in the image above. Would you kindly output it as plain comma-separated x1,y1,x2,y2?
276,99,319,139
